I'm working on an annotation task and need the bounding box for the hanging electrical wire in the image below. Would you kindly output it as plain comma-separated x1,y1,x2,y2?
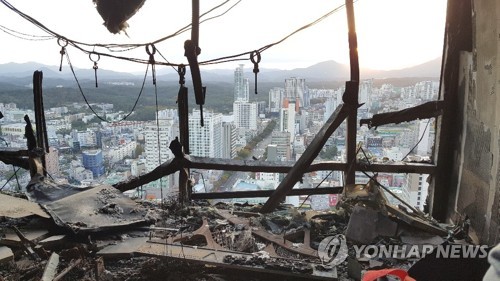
0,0,240,65
1,0,347,69
0,23,53,41
64,47,151,123
199,1,351,66
400,119,432,161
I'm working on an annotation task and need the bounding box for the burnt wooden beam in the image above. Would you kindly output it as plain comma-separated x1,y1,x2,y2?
260,104,351,213
357,162,436,174
113,158,182,192
360,101,444,129
111,154,435,194
0,150,29,170
177,84,189,155
33,71,48,176
191,186,343,200
187,156,346,173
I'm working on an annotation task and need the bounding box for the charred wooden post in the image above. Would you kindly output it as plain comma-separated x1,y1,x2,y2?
360,101,444,129
430,0,473,221
24,115,44,177
33,71,49,176
344,0,360,185
177,65,190,155
178,167,190,204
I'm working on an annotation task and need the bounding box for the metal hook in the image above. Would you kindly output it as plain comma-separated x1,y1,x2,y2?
178,64,186,85
250,50,261,94
57,38,68,72
89,52,100,88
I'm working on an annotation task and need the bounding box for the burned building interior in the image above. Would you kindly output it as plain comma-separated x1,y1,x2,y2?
0,0,499,280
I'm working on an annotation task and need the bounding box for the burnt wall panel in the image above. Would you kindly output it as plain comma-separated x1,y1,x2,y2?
463,120,492,182
447,0,499,244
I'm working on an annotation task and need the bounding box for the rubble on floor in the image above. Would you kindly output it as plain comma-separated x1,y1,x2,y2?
0,181,491,280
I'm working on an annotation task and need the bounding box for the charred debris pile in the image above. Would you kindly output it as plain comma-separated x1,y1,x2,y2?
0,176,486,281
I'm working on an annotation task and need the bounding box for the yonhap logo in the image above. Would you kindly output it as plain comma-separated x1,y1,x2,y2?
317,234,348,265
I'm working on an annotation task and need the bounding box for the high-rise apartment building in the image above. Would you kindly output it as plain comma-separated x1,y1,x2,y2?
234,64,249,102
144,120,175,173
189,109,223,158
233,101,258,131
269,87,284,114
222,121,237,159
284,77,308,108
279,98,296,143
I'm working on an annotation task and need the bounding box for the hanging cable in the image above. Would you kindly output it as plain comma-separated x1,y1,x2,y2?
64,47,150,122
1,0,347,69
400,119,432,161
0,23,53,41
298,170,334,209
146,44,157,85
58,37,68,71
0,167,21,191
0,0,241,67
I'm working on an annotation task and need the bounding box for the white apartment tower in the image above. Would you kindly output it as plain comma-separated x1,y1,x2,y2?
233,101,258,131
233,65,258,132
269,87,284,114
407,173,429,211
284,77,308,108
144,120,175,173
222,121,237,159
234,64,249,102
189,109,223,158
359,79,373,109
279,98,296,144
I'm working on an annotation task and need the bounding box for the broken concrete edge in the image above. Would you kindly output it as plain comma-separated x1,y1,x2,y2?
0,246,14,265
0,229,51,248
41,252,59,281
0,192,51,219
386,204,448,236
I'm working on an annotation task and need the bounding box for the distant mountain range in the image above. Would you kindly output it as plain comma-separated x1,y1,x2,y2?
0,58,441,88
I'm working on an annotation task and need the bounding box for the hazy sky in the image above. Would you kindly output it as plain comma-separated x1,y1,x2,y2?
0,0,447,73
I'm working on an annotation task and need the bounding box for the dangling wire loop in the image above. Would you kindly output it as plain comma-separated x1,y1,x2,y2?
89,52,100,88
57,37,68,71
146,44,157,85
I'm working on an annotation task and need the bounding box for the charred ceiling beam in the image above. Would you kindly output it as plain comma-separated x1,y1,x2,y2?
0,150,29,170
113,158,182,192
360,101,444,129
